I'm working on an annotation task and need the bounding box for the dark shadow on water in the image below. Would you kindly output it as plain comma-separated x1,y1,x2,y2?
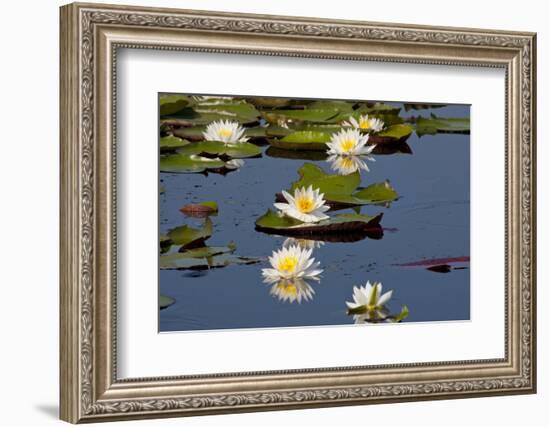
35,404,58,419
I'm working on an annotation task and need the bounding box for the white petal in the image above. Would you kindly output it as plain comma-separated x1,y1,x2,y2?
377,290,393,307
274,202,290,211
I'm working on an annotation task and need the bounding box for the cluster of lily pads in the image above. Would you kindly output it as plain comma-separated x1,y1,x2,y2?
159,94,470,175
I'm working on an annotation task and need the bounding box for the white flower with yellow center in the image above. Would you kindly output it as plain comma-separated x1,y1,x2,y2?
202,120,249,144
283,237,324,250
326,128,374,157
262,245,323,283
274,185,330,223
327,154,374,175
268,278,315,303
346,281,393,324
342,114,385,133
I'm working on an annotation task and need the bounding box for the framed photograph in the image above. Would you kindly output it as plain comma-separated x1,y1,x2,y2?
60,2,537,423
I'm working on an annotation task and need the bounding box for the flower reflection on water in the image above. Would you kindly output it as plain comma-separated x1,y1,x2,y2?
268,278,316,304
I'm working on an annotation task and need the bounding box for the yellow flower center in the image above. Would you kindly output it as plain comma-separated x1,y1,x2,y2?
278,282,297,295
295,195,315,213
340,139,356,153
359,119,371,129
218,128,233,138
278,256,299,273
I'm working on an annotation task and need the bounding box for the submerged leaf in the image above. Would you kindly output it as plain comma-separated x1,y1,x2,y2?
159,295,176,309
179,201,219,217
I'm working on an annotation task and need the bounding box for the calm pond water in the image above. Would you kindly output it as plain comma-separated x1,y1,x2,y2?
159,103,470,332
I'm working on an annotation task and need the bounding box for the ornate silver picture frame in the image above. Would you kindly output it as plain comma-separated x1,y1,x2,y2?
60,2,536,423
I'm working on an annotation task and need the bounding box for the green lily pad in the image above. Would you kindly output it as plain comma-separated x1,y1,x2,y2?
160,95,192,116
291,163,360,196
178,242,236,258
160,153,226,173
354,181,399,202
268,124,412,151
159,295,176,309
172,125,268,142
284,163,398,207
356,102,401,115
255,209,383,238
167,218,213,248
160,135,190,151
266,146,329,161
247,97,293,109
161,106,258,126
269,131,331,151
160,252,261,270
265,126,293,138
306,100,355,112
172,127,205,141
262,109,341,125
326,181,399,206
369,124,414,144
404,103,446,111
193,102,260,122
176,140,262,159
414,114,470,136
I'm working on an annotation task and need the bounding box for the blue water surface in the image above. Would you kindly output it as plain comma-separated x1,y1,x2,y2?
159,103,470,332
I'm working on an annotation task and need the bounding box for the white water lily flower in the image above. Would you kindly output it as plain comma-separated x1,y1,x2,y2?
202,120,249,144
274,185,330,223
342,114,385,133
268,278,315,303
326,128,375,157
283,237,324,250
327,154,374,175
346,281,393,323
262,244,323,283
